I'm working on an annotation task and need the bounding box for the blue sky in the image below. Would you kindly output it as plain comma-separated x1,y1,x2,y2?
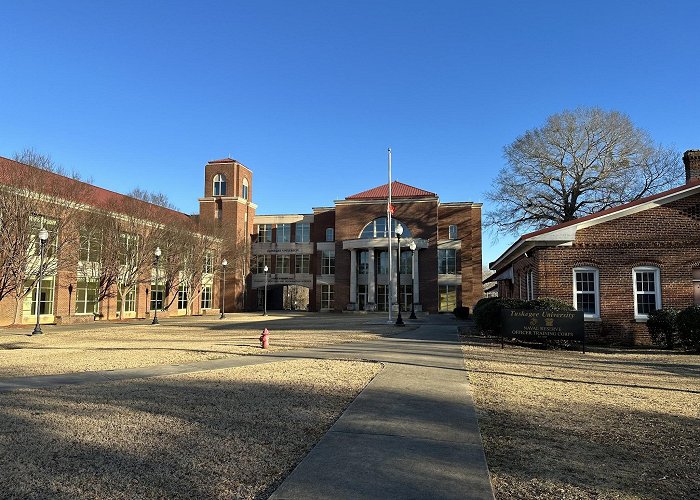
2,1,699,265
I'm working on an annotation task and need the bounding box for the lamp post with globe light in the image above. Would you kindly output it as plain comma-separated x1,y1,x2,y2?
409,240,417,319
31,227,49,335
220,259,227,319
263,265,269,316
152,246,162,325
395,224,405,327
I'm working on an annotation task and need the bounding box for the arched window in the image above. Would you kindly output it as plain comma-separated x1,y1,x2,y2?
213,174,227,196
359,217,412,239
242,178,249,200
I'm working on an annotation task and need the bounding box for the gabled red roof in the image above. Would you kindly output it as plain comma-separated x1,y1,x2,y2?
519,180,700,241
0,156,192,226
346,181,436,200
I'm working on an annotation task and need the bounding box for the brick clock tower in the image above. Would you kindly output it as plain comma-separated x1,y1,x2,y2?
199,158,256,312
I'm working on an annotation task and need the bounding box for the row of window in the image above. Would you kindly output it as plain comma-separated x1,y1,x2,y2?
572,266,661,320
318,283,457,312
253,248,458,276
213,174,249,199
256,220,461,245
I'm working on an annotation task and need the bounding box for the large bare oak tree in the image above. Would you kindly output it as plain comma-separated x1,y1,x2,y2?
485,107,682,237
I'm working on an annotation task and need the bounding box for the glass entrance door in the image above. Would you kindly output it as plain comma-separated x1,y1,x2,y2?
358,285,367,311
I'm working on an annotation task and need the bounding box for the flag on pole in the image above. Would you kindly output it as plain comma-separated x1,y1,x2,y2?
389,203,395,215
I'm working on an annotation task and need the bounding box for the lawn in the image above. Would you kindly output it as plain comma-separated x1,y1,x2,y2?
0,359,381,499
0,313,401,377
462,339,700,499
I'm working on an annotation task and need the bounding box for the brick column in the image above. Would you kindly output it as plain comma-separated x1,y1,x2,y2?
349,249,357,309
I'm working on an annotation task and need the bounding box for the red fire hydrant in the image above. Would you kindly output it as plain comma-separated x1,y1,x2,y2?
260,328,270,349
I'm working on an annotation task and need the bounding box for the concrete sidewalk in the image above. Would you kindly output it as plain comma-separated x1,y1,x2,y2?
0,321,494,499
269,324,494,499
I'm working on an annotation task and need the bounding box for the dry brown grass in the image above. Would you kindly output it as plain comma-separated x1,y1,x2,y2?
462,340,700,500
0,313,401,378
0,359,381,499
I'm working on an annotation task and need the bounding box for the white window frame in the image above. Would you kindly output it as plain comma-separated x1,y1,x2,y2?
325,227,334,242
526,270,535,301
213,174,227,196
295,223,310,243
242,178,249,200
573,267,600,319
633,266,661,320
277,223,291,243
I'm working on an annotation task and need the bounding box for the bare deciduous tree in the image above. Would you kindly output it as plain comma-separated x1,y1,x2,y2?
485,107,682,237
126,187,178,210
13,147,89,181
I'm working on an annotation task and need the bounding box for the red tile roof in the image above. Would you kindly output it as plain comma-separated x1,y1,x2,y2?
208,157,237,163
0,156,192,226
346,181,436,200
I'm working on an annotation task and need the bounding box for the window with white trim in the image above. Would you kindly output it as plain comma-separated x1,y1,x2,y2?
276,255,290,274
438,249,456,274
633,267,661,319
295,255,310,274
242,178,249,200
295,223,310,243
325,227,334,241
321,284,334,309
526,270,535,301
257,224,272,242
321,250,335,274
201,285,212,309
213,174,227,196
573,268,599,318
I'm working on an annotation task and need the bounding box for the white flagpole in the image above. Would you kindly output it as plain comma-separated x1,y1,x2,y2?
387,147,393,323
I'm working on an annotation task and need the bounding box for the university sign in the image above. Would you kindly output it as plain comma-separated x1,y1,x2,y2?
251,273,313,288
500,309,585,352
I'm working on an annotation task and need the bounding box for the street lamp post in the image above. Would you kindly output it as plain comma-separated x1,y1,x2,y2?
152,247,162,325
409,240,417,320
220,259,228,319
395,224,405,327
263,265,269,316
31,227,49,335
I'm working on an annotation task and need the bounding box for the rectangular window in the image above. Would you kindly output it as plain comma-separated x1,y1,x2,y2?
117,287,136,314
526,270,535,301
201,285,212,309
358,251,369,274
295,223,310,243
439,285,457,312
25,276,55,316
449,224,458,240
255,255,271,273
75,279,99,315
119,233,139,266
295,254,310,274
277,223,291,243
203,253,213,274
321,284,334,309
400,250,412,274
79,230,101,263
325,228,334,241
573,268,599,318
321,250,335,275
634,267,660,319
178,284,188,310
257,224,272,243
29,215,58,258
276,255,290,274
377,285,388,311
438,249,457,274
150,284,164,311
377,251,388,275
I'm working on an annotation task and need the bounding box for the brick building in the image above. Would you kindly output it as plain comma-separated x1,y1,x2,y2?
0,156,254,327
488,150,700,345
248,182,482,313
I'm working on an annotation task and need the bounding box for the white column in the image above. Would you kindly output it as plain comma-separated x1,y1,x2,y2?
412,248,420,305
394,242,400,311
349,249,357,309
368,249,376,308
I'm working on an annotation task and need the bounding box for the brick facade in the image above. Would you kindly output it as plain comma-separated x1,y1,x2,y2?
492,150,700,345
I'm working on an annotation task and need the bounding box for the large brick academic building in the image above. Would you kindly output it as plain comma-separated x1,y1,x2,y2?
0,154,481,327
248,182,483,314
488,150,700,345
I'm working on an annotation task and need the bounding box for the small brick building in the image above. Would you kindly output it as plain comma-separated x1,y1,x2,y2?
488,150,700,345
249,181,482,313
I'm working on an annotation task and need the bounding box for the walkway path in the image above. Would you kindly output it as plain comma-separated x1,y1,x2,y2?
0,321,494,499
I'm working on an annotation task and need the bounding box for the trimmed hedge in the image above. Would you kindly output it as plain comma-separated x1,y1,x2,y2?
676,306,700,352
646,309,678,349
